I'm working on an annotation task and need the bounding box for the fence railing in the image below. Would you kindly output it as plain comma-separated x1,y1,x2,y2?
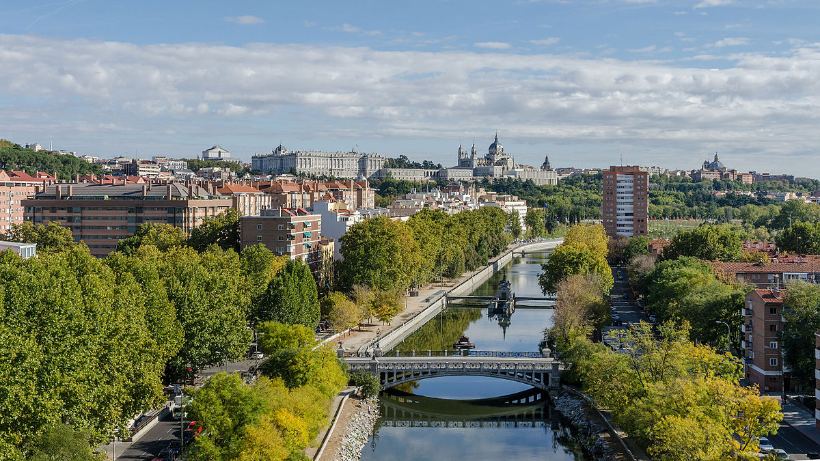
343,350,547,359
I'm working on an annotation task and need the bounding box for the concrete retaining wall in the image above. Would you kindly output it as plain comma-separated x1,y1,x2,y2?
374,239,562,351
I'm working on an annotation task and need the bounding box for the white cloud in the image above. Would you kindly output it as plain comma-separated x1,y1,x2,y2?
2,35,820,176
694,0,733,8
712,37,749,47
334,23,382,36
529,37,560,46
474,41,512,50
224,15,264,25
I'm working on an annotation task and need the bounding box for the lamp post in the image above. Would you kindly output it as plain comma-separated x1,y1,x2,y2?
715,320,732,353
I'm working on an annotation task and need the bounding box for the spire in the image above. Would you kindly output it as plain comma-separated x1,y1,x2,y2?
714,152,719,162
495,131,499,143
541,155,551,171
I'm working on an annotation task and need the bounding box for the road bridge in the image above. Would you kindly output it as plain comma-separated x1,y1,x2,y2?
343,351,561,391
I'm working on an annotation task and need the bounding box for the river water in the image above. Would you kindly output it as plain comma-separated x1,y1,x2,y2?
359,252,588,461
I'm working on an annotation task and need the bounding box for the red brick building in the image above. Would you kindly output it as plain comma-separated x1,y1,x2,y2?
0,170,56,233
742,289,787,392
239,208,322,269
601,166,649,238
23,182,231,257
712,257,820,289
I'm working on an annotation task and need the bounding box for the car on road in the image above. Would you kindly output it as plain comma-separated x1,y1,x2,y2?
758,437,774,453
771,448,789,460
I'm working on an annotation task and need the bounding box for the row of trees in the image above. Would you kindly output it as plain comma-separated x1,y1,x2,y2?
561,323,781,460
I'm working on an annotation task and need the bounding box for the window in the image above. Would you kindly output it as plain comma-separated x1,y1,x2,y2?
256,224,262,230
256,236,262,242
769,324,777,332
769,358,778,367
769,307,777,315
277,224,284,230
769,341,778,349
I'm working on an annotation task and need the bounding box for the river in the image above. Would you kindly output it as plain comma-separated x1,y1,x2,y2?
359,252,589,461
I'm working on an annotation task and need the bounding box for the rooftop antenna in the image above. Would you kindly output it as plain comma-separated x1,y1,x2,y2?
49,136,53,151
620,153,623,166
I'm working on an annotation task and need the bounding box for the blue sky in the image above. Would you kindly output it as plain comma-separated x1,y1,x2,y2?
2,0,820,177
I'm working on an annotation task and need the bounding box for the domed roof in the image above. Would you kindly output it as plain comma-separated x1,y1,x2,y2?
705,153,725,171
489,132,502,152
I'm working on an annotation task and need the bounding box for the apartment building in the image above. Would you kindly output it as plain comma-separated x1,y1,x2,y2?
602,166,649,238
217,183,272,216
312,200,362,260
254,179,375,211
123,160,161,178
713,257,820,289
815,331,820,429
742,289,787,392
0,170,56,233
23,183,232,257
239,208,322,269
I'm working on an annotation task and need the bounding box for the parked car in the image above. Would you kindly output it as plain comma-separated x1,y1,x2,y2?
250,351,264,360
758,437,774,453
771,448,789,460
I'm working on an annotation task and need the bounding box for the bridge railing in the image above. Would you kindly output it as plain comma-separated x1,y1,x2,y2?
342,350,547,359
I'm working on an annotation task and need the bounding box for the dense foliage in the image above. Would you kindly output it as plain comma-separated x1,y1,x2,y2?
781,282,820,388
641,257,744,348
2,221,75,252
188,209,241,252
539,224,613,294
184,158,246,174
660,224,744,262
186,323,346,460
0,141,102,178
560,322,781,460
383,155,442,170
258,259,320,327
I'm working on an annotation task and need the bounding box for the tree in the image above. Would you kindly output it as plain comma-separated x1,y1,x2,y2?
507,211,522,239
257,322,315,354
28,424,103,461
769,200,820,229
776,221,820,255
644,257,743,347
325,292,360,333
188,209,241,252
524,209,547,238
406,210,446,286
0,142,101,178
349,370,381,398
371,288,403,324
162,246,252,375
257,259,320,327
116,222,186,254
661,224,744,262
782,282,820,388
240,244,288,321
339,216,421,292
3,221,74,252
550,274,609,342
539,243,613,294
623,235,651,263
352,284,375,325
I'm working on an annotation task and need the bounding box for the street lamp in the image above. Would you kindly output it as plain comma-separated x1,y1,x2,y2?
715,320,732,352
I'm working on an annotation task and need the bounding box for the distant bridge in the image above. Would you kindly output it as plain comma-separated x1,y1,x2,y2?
343,352,561,391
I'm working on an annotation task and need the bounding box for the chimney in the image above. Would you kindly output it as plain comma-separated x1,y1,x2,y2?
167,183,173,200
142,184,148,197
67,185,73,197
56,184,62,199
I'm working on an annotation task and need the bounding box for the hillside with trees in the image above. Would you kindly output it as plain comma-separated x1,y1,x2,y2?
0,139,101,178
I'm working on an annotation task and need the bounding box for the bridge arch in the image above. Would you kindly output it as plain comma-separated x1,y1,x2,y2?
382,369,552,391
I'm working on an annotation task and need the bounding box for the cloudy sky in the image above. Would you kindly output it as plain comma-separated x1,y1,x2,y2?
2,0,820,177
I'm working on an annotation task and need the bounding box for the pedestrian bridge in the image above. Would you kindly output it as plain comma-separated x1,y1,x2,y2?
343,351,561,391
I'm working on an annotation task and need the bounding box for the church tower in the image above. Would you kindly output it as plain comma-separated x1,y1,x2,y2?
541,155,551,171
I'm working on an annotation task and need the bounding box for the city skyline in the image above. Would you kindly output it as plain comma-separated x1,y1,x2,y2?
2,1,820,177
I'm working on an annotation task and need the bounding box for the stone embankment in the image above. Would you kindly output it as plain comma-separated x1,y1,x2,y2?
332,397,379,461
553,390,622,461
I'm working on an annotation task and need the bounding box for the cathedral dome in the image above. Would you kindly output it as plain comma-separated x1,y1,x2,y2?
489,133,502,154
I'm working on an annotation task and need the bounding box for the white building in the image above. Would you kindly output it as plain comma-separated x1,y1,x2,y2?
312,200,363,260
0,241,36,259
479,193,528,230
202,145,239,162
252,144,386,179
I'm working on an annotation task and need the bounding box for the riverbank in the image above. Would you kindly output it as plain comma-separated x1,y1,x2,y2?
317,395,379,461
553,388,648,461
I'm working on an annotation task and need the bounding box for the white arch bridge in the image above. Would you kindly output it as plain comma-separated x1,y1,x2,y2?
344,351,562,391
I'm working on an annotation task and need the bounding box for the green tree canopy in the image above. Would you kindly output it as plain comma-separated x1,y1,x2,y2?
0,142,102,178
28,424,103,461
257,259,320,327
782,282,820,387
661,224,744,261
188,209,241,252
339,216,421,292
539,244,613,294
3,221,75,252
116,222,187,254
776,221,820,255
